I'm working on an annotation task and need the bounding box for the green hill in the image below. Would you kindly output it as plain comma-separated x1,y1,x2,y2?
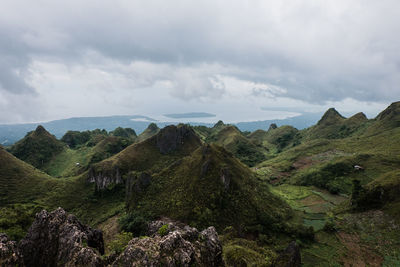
89,124,202,190
249,125,301,153
205,123,267,166
110,127,137,139
0,146,55,205
137,123,160,142
9,125,65,169
125,144,302,235
302,108,368,140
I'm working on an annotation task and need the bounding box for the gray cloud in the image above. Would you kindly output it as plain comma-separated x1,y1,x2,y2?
0,0,399,123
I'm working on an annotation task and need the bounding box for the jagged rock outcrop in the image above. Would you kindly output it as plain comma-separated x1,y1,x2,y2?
1,210,224,267
18,208,104,267
88,165,123,191
112,219,224,266
272,241,301,267
0,233,20,266
156,124,200,154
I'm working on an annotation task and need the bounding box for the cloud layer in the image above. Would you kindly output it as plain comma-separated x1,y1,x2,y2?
0,0,399,123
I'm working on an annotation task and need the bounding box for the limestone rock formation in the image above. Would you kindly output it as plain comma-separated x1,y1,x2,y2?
112,219,224,267
1,210,224,267
88,165,123,191
0,233,19,266
18,208,104,267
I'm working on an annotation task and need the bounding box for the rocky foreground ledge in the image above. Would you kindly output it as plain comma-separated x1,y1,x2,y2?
0,208,224,266
0,208,301,266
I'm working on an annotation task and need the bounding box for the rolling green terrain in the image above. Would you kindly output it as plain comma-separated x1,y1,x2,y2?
1,101,400,266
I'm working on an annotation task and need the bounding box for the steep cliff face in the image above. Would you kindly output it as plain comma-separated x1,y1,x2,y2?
87,165,123,191
113,218,224,266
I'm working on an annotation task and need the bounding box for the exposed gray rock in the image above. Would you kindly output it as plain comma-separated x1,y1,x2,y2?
88,166,123,191
112,219,224,267
0,233,19,266
272,241,301,267
2,209,224,267
18,208,104,267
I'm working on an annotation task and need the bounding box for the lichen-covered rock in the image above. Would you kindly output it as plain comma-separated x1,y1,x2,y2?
272,241,301,267
18,208,104,267
0,233,20,266
112,219,224,266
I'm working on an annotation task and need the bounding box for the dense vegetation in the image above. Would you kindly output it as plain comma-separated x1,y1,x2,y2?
1,101,400,266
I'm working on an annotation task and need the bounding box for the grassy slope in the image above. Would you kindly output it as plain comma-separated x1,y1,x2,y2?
206,125,268,167
127,144,294,233
0,146,125,239
42,147,93,177
136,123,160,142
255,102,400,266
2,102,400,265
248,125,301,153
92,125,201,175
42,135,133,177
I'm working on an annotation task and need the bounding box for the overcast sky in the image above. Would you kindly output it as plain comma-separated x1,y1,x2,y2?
0,0,399,124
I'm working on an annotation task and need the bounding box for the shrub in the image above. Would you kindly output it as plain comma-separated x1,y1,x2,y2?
119,211,153,237
107,231,133,254
158,224,169,237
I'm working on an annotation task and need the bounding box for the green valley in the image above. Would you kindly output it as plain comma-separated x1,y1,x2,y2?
1,102,400,266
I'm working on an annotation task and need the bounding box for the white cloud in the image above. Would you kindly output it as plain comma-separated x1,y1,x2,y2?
0,0,399,123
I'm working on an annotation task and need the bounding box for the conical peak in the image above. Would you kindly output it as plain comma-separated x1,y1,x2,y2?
317,108,345,126
35,125,47,134
348,112,367,121
146,123,159,131
213,120,225,128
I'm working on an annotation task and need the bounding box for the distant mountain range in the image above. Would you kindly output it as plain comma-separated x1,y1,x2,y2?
0,112,325,146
